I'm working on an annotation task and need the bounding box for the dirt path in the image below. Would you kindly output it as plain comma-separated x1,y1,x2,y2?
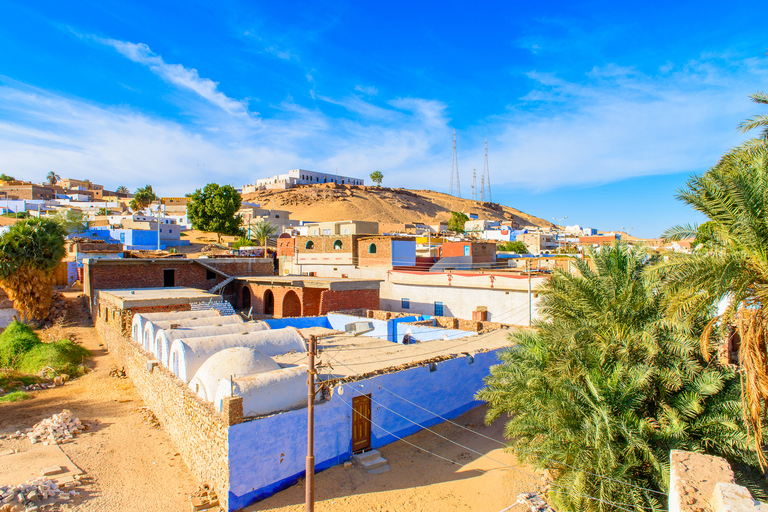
0,293,199,511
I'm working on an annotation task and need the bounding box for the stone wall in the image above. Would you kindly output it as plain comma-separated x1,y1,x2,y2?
94,299,241,511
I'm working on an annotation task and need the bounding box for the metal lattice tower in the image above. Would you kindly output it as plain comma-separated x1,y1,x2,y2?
450,130,461,197
471,169,477,201
480,174,485,202
482,138,491,203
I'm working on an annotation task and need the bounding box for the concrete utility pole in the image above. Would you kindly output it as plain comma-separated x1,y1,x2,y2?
305,335,318,512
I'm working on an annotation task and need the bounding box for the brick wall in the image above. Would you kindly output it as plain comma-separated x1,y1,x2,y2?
236,283,305,318
202,258,274,277
296,235,359,256
94,300,240,510
319,289,379,315
276,237,295,257
356,237,393,267
84,260,227,305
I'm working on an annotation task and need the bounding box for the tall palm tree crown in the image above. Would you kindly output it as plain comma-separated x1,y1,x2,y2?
478,243,756,512
659,91,768,466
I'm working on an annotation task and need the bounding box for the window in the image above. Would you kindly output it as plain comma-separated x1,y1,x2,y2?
369,243,377,254
343,228,349,235
313,229,319,235
206,269,216,280
464,246,470,256
402,298,410,309
305,241,314,249
434,301,444,316
333,240,343,250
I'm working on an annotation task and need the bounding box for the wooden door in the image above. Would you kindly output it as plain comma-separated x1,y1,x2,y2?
352,394,372,452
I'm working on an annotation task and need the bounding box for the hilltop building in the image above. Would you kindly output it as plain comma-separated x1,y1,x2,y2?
243,169,364,192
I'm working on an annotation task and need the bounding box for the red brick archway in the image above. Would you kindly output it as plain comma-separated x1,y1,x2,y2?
282,290,301,317
263,289,275,315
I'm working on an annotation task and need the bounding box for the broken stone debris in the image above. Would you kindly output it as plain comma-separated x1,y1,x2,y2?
0,474,83,512
5,410,87,445
190,484,220,511
108,366,127,379
136,406,160,428
517,492,556,511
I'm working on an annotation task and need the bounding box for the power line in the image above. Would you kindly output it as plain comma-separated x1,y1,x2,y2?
333,378,652,512
326,353,667,498
450,130,461,198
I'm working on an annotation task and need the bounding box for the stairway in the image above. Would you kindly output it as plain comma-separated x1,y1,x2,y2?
353,449,390,474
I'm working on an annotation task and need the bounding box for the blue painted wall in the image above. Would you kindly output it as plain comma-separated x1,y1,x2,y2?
392,240,416,267
263,317,331,330
227,349,501,510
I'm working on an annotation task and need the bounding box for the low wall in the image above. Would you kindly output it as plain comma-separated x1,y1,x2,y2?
227,349,501,510
94,302,239,510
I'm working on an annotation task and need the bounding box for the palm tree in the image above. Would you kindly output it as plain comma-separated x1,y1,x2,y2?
739,91,768,140
478,243,756,512
250,219,277,258
0,218,67,322
659,93,768,466
115,186,129,194
46,171,60,186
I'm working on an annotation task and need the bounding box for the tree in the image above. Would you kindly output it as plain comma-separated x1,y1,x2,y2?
250,219,277,258
97,207,108,216
115,186,129,194
498,241,529,254
369,170,383,187
658,91,768,466
0,218,66,322
53,210,88,234
130,185,159,211
187,183,243,243
82,179,93,190
478,243,757,512
447,211,469,233
0,174,15,182
738,91,768,140
46,172,60,186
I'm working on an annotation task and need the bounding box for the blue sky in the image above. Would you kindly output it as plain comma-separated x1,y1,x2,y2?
1,1,766,237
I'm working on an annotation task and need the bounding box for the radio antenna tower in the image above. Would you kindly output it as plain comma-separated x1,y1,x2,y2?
482,138,492,203
480,174,485,202
450,130,461,197
471,169,477,201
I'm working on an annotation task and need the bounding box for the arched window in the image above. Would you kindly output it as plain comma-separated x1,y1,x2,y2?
333,240,343,250
343,228,349,235
306,241,314,249
369,243,377,254
313,229,319,235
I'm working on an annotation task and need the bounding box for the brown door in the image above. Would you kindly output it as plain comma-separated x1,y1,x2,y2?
352,394,372,452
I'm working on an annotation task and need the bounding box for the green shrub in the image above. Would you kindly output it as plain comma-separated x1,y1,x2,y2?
0,370,41,390
0,321,41,367
17,340,90,377
0,391,30,403
232,237,256,250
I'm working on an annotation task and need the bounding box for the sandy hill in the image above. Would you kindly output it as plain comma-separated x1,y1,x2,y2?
242,183,553,229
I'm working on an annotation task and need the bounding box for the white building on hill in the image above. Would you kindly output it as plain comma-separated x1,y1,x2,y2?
243,169,364,193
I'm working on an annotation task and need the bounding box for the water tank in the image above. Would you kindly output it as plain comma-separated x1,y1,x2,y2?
169,327,306,383
188,347,280,402
131,310,220,343
142,315,244,351
214,366,307,417
154,321,270,367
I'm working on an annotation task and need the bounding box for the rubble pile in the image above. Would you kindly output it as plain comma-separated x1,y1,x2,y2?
517,492,556,512
6,410,87,445
47,292,69,322
108,366,126,379
136,407,160,428
0,475,82,511
190,484,220,512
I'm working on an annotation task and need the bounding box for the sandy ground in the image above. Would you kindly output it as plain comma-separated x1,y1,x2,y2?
0,292,199,512
0,293,544,512
246,405,542,512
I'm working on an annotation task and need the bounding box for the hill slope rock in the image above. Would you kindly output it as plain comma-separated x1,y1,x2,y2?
242,184,553,228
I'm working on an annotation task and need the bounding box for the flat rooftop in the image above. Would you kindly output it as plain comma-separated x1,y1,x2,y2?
97,287,223,309
273,328,514,382
239,276,381,290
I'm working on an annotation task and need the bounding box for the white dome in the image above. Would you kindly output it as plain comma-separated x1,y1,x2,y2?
189,347,279,402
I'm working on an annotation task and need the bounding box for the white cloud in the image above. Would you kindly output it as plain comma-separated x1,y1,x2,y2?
354,85,378,96
1,53,766,198
95,37,254,117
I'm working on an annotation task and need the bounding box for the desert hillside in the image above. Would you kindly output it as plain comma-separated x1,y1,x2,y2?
242,184,554,228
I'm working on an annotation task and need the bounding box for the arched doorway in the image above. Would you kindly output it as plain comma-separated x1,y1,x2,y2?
263,289,275,315
242,287,251,310
282,290,302,317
